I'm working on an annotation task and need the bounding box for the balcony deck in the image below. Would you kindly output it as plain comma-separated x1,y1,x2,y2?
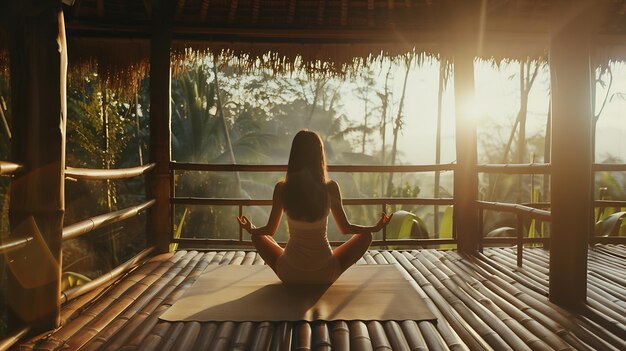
18,245,626,351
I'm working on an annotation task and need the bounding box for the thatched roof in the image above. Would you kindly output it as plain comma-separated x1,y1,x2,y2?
3,0,626,89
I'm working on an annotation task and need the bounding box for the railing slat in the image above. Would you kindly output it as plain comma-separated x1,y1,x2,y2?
590,237,626,244
0,326,30,351
477,163,551,174
171,197,454,206
170,238,457,247
62,199,155,241
476,200,552,221
170,162,456,173
65,163,155,180
594,200,626,207
0,161,23,176
593,163,626,172
60,247,154,304
482,237,550,244
0,237,34,255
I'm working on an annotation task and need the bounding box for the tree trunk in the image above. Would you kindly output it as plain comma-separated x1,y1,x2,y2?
434,61,447,236
212,55,242,196
386,56,413,196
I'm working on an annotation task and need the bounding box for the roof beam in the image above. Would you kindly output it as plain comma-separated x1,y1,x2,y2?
175,0,186,21
288,0,297,24
97,0,104,17
340,0,348,26
229,0,238,23
317,0,325,26
73,0,84,18
143,0,151,17
117,0,126,17
252,0,260,24
200,0,210,21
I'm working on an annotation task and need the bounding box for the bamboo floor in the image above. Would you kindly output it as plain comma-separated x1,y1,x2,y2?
17,245,626,351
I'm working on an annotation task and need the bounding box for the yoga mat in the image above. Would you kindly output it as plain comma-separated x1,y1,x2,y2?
160,264,436,322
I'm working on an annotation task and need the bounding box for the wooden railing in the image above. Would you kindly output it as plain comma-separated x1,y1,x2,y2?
0,162,156,349
592,163,626,244
60,247,154,304
0,236,34,255
170,162,457,248
477,163,553,266
0,161,23,176
62,200,155,241
477,163,551,174
65,163,155,180
477,200,551,266
477,162,626,265
0,327,30,351
57,163,156,302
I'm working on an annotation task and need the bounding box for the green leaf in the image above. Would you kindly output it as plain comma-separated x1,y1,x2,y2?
61,272,92,292
595,211,626,237
439,205,453,239
487,227,516,237
171,207,189,251
386,210,419,239
438,205,456,250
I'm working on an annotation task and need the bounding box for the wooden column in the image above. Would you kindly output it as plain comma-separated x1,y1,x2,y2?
549,1,594,308
452,2,480,254
148,0,175,253
6,0,67,333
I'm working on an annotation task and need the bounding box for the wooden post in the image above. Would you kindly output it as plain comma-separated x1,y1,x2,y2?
453,2,480,254
5,0,67,333
148,0,175,254
548,1,594,308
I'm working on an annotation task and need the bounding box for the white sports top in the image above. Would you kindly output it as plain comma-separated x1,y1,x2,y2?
281,215,333,271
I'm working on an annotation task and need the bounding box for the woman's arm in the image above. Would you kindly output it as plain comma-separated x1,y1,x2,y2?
237,182,284,236
328,180,391,235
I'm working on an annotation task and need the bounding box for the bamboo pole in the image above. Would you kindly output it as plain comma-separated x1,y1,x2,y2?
465,252,622,350
34,251,190,350
65,163,155,180
434,61,446,237
329,321,349,351
441,251,582,350
6,0,67,334
60,247,154,304
0,161,22,176
170,162,456,173
148,0,176,254
392,252,490,350
421,251,550,351
62,200,155,241
0,327,30,351
548,0,595,308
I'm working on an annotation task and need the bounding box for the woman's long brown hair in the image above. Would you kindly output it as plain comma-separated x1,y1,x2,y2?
282,130,329,222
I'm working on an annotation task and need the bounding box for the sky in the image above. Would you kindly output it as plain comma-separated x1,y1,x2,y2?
339,58,626,165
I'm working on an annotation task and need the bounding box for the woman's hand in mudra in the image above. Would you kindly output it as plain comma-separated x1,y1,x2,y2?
372,212,393,232
236,215,256,234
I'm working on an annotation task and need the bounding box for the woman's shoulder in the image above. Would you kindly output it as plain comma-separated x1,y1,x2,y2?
325,179,339,187
325,179,340,194
273,180,286,196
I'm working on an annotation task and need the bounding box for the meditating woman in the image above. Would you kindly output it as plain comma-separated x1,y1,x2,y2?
237,130,391,284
